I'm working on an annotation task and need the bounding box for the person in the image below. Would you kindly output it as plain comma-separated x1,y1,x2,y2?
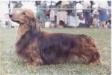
76,2,85,27
92,3,99,28
36,2,47,24
98,1,109,28
107,1,111,28
76,2,83,17
99,8,109,28
83,1,93,27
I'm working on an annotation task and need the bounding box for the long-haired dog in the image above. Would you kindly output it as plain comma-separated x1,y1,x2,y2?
9,9,100,66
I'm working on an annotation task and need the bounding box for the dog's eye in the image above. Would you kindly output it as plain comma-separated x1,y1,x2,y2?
22,12,25,15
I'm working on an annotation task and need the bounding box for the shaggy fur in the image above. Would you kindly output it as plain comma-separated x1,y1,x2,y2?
9,9,100,65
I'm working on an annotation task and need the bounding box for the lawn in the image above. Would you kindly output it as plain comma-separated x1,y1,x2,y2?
0,27,111,75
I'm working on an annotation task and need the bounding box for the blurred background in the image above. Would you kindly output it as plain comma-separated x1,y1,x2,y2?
0,1,111,75
0,0,111,28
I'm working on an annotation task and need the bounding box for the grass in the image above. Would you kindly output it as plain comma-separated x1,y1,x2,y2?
0,27,111,75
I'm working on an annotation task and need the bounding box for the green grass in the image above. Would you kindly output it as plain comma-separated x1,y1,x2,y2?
0,27,111,75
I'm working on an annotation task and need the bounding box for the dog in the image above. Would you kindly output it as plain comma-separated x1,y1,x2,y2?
9,9,100,66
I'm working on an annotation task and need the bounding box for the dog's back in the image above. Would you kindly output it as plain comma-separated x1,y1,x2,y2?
38,33,100,64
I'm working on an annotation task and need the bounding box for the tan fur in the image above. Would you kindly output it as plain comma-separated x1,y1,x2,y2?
9,9,101,66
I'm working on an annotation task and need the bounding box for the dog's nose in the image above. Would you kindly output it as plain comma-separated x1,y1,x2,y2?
9,14,12,18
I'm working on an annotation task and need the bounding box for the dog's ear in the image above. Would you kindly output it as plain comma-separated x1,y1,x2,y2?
23,10,36,25
23,10,40,31
23,10,36,21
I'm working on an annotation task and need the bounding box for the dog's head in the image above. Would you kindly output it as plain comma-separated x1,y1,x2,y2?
9,9,39,37
9,9,36,25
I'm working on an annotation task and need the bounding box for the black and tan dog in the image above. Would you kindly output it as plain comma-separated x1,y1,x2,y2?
9,9,100,65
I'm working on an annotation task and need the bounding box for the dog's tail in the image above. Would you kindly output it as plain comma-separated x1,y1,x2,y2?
88,51,101,64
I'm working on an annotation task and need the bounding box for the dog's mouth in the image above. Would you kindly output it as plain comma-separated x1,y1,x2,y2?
10,17,24,24
10,18,20,23
13,20,21,24
9,14,21,23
